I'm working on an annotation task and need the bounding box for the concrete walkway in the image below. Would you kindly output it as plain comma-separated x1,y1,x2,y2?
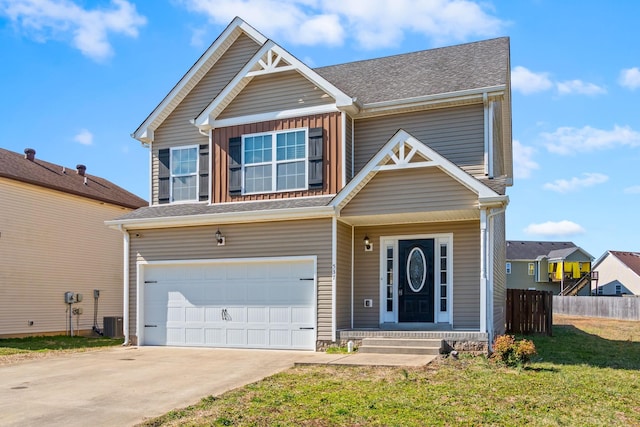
0,346,435,427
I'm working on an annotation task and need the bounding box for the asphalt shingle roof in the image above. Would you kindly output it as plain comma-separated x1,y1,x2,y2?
314,37,510,105
506,241,577,261
0,147,146,209
114,196,334,221
610,251,640,277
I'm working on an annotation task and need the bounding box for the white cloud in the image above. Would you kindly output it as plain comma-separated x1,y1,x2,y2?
541,125,640,155
556,79,606,96
624,185,640,194
524,220,586,237
0,0,146,61
179,0,505,49
619,67,640,90
511,66,553,95
73,129,93,145
543,173,608,193
512,139,539,179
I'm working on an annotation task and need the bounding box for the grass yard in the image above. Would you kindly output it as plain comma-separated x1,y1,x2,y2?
0,335,124,364
140,316,640,426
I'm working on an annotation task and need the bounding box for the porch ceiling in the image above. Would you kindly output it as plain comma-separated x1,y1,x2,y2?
337,209,480,226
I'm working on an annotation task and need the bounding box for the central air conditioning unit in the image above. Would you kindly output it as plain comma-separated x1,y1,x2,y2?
103,316,124,338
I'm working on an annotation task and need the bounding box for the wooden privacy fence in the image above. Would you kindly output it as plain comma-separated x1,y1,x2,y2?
553,296,640,320
506,289,553,336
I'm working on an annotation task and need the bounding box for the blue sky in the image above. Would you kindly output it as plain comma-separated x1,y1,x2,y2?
1,0,639,258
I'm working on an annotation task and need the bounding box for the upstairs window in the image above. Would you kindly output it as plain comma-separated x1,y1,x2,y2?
528,263,535,276
506,262,511,274
171,146,198,201
157,144,209,204
229,127,323,196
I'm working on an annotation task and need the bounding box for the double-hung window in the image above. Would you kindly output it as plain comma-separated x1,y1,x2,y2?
170,146,198,202
243,129,307,194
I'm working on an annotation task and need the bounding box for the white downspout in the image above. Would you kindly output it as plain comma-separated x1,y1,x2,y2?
118,225,130,345
483,93,490,176
482,207,506,347
331,216,337,342
480,210,488,335
351,225,354,329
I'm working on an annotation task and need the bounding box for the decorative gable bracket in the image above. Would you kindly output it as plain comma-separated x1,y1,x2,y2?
247,48,295,76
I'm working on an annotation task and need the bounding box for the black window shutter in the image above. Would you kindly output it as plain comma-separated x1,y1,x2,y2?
308,127,324,189
158,148,170,204
228,137,242,195
199,144,209,201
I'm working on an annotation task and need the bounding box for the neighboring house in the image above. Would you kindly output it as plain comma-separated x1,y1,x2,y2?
592,251,640,296
506,241,594,295
106,17,512,351
0,147,146,337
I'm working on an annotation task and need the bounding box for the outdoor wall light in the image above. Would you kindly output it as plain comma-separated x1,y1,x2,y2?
364,235,373,252
215,229,226,246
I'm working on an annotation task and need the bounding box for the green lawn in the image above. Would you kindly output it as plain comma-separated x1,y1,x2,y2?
0,335,124,358
141,316,640,426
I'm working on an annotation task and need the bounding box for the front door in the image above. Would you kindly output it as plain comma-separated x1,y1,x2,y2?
398,239,435,322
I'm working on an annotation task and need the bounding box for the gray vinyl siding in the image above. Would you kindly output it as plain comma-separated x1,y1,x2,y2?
336,220,352,330
507,261,559,293
151,34,261,204
127,218,333,342
353,104,485,177
341,168,477,217
492,210,506,336
344,114,353,181
0,178,127,336
218,70,335,119
352,221,480,329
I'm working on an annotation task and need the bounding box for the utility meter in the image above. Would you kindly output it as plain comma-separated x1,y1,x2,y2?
64,291,75,304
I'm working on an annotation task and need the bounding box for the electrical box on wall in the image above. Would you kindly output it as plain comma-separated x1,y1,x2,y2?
364,299,373,308
64,292,74,304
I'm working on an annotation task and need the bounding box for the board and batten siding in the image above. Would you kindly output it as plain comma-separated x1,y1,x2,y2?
211,112,343,203
341,167,478,217
492,210,506,336
127,218,333,343
218,70,336,119
352,221,481,329
0,178,128,336
344,114,353,181
353,104,485,177
151,33,262,204
335,220,353,330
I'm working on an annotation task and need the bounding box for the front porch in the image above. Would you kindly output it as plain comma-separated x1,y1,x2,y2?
336,328,489,353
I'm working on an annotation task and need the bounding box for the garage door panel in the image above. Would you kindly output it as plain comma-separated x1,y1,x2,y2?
143,259,316,350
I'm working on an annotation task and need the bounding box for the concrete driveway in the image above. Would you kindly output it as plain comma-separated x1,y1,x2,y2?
0,346,343,427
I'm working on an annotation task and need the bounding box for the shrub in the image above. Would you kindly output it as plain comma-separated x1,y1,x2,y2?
490,335,537,367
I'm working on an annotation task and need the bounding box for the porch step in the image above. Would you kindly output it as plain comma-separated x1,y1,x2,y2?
358,338,443,355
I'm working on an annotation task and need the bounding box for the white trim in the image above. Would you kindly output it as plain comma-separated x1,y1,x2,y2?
169,145,200,203
350,224,354,329
119,226,130,345
488,100,495,178
133,18,267,143
194,41,356,131
208,129,213,204
341,111,347,188
480,209,487,334
147,148,152,206
136,255,318,348
211,104,338,129
332,129,504,211
378,233,454,326
331,217,337,342
106,204,335,230
483,93,489,176
351,116,355,180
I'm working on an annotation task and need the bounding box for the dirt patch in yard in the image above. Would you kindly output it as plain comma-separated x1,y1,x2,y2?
554,314,640,342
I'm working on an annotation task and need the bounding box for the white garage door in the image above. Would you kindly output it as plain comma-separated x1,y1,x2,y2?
141,258,316,350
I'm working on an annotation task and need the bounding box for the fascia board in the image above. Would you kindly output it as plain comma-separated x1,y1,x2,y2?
105,205,335,230
194,42,356,129
332,129,501,211
132,18,267,143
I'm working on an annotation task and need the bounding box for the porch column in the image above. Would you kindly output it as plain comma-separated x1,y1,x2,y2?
480,209,488,334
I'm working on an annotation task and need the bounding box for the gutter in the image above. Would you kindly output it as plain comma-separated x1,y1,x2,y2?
106,205,336,230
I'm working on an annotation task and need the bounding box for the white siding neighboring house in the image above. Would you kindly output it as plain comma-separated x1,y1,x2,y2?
592,251,640,296
0,148,146,337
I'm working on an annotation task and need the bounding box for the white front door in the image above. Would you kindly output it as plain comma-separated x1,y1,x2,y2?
141,257,316,350
380,234,452,324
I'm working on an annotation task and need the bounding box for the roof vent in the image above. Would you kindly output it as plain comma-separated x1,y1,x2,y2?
24,148,36,161
76,164,86,176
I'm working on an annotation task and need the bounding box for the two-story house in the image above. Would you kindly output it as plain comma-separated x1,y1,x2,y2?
107,17,512,351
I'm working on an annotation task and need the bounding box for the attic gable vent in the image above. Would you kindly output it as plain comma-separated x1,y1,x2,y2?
24,148,36,161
